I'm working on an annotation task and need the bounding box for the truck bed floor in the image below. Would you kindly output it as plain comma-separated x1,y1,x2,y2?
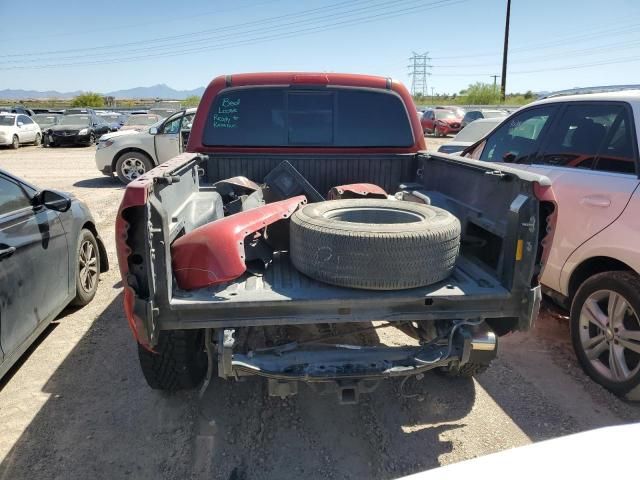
171,254,507,307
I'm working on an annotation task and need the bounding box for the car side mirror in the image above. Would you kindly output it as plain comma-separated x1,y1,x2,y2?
37,190,71,212
17,121,23,127
149,127,158,135
503,152,517,163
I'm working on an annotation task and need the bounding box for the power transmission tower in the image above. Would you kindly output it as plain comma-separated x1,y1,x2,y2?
408,52,432,97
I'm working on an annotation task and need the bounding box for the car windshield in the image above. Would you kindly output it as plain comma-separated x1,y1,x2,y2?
33,114,59,126
454,120,501,142
0,115,15,126
435,110,457,120
125,115,159,126
59,115,91,126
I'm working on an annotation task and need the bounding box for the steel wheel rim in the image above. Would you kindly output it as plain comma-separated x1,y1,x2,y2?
121,157,146,180
12,136,18,148
78,240,98,293
579,289,640,382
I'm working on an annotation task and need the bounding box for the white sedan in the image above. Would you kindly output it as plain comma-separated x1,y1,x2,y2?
0,113,42,149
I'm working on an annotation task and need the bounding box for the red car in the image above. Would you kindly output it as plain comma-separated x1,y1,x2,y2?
421,108,462,137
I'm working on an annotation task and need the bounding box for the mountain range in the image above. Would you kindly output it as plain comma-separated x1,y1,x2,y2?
0,84,206,100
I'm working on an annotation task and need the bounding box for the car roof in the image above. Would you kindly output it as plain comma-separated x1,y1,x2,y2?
0,112,17,117
530,89,640,106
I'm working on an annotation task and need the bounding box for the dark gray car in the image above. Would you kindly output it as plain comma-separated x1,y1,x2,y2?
0,169,108,379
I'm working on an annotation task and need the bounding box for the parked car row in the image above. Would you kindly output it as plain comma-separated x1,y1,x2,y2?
417,106,510,138
0,108,167,148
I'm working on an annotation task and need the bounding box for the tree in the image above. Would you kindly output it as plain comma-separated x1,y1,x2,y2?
461,82,501,104
183,95,201,107
70,92,105,108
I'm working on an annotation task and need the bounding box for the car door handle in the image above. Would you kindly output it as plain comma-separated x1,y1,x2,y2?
581,195,611,207
0,246,16,260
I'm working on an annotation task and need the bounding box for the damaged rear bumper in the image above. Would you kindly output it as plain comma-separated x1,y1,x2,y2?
210,322,497,403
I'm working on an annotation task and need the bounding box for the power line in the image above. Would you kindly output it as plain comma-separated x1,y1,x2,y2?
25,0,288,41
429,23,640,60
0,0,373,58
427,55,640,77
1,0,427,65
0,0,468,70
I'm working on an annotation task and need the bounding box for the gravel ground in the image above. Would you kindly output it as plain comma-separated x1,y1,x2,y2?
0,140,638,480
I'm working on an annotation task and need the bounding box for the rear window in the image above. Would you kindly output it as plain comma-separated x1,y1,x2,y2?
203,87,414,147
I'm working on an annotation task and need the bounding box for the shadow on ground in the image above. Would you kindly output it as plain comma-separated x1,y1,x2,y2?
0,294,477,480
73,177,121,189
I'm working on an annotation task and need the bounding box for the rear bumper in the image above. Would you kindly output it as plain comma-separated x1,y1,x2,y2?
217,322,497,403
48,133,92,145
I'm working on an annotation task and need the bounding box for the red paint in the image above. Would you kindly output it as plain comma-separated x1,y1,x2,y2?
115,152,199,349
115,181,150,349
171,196,307,290
187,72,426,154
534,182,558,277
327,183,388,200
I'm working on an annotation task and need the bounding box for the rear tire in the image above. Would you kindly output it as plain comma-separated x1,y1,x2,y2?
34,133,41,146
137,330,207,391
11,135,19,149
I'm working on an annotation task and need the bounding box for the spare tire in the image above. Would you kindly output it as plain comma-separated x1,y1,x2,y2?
290,199,461,290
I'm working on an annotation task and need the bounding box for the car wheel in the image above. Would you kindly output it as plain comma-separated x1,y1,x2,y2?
115,152,154,184
571,271,640,400
137,329,208,391
71,229,101,306
11,135,19,149
88,133,96,145
34,133,41,146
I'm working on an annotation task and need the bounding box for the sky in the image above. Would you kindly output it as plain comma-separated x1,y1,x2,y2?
1,0,640,95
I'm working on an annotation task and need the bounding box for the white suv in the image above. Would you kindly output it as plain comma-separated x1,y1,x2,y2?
465,89,640,399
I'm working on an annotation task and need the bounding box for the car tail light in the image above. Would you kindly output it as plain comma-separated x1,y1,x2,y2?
115,184,153,350
533,182,558,280
292,74,330,84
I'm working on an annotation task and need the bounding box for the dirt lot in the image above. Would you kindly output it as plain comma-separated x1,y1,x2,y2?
0,141,638,480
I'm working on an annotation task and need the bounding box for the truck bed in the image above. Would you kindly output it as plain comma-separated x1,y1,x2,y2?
123,152,543,334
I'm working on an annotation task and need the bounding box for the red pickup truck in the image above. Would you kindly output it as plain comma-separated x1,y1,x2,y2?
116,73,548,403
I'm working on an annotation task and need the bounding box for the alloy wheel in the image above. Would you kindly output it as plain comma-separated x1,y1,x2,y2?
78,240,98,293
579,289,640,382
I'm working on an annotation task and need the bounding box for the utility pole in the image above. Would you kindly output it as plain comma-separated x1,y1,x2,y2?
431,87,434,104
500,0,511,102
407,52,432,97
490,75,500,87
